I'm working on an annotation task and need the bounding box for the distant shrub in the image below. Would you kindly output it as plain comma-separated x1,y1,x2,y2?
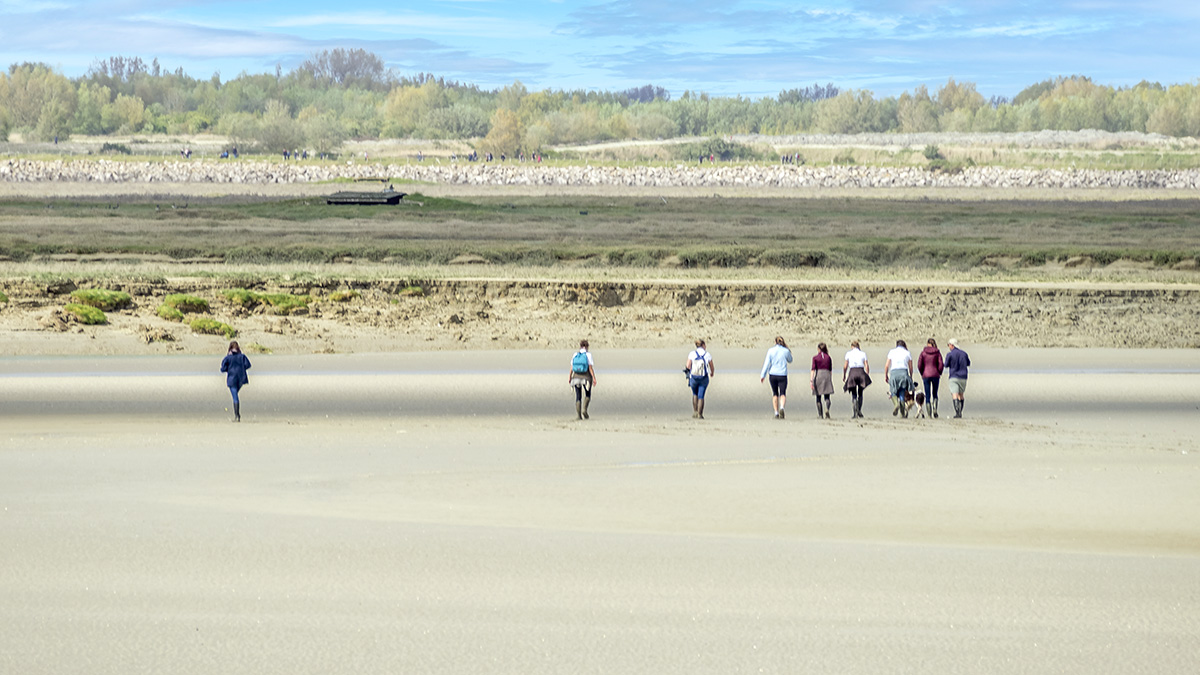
70,288,131,310
190,317,237,339
927,158,975,174
397,285,425,297
99,142,132,155
64,303,107,324
832,151,856,165
157,304,184,321
163,293,209,313
923,144,943,160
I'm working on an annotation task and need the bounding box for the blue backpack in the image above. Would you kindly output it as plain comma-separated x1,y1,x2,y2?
572,351,590,374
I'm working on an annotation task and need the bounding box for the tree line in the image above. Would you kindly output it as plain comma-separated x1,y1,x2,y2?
1,49,1198,156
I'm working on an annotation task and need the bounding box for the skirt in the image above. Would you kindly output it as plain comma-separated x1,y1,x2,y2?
844,367,872,391
812,369,834,396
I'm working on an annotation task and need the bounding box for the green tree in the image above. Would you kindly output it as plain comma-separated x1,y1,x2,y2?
897,85,938,132
255,100,303,152
481,108,523,155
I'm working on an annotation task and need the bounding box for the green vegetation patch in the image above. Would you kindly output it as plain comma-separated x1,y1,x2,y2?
0,291,8,303
327,290,360,302
190,317,237,339
222,288,311,315
64,303,107,324
70,288,132,310
397,285,425,297
163,293,209,313
156,304,184,321
246,342,273,354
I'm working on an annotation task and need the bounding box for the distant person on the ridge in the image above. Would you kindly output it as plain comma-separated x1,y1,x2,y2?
945,338,971,418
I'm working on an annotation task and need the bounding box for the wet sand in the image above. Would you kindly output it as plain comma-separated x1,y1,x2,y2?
2,349,1199,673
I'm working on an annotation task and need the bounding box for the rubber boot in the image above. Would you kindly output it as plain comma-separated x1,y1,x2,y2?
824,396,831,419
816,398,824,418
892,397,901,416
925,402,933,419
234,402,240,422
953,399,963,418
933,399,939,418
575,400,582,420
582,396,591,420
900,398,908,418
850,395,859,419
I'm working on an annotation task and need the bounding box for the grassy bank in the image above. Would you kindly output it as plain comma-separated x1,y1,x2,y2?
1,194,1198,272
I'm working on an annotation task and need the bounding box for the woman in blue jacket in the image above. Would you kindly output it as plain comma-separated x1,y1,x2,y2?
759,336,793,419
220,341,251,422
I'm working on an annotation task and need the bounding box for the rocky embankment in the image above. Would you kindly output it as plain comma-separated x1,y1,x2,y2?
3,277,1197,354
3,159,1200,190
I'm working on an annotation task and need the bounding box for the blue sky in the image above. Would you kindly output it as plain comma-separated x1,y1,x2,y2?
1,0,1197,98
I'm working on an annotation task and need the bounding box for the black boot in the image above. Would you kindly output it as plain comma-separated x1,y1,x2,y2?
816,398,824,418
933,398,939,418
953,399,963,418
234,402,240,422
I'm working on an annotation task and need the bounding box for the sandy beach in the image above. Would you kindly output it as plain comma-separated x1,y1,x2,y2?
2,348,1198,673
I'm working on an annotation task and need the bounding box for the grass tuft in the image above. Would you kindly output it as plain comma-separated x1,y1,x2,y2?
64,303,107,324
156,304,185,321
70,288,131,310
163,293,209,313
189,317,237,338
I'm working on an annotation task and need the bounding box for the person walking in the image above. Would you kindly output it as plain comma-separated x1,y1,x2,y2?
685,339,715,419
917,338,944,418
884,340,914,418
810,342,834,419
220,341,251,422
568,339,597,420
760,336,793,419
842,340,871,419
945,338,971,418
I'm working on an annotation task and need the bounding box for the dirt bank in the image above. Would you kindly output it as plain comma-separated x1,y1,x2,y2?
1,276,1196,355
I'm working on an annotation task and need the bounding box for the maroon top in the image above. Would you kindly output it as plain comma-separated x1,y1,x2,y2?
811,352,833,371
917,346,944,378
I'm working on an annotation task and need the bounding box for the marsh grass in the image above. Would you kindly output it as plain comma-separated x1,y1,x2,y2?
69,288,131,310
2,195,1198,273
190,317,237,339
64,303,107,324
157,304,184,321
0,291,7,303
222,288,311,314
163,293,209,313
326,290,360,302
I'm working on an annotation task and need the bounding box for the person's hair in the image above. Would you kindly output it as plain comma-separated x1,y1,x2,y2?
817,342,828,354
580,339,589,349
927,338,938,349
850,340,860,349
228,341,240,354
896,339,907,349
774,335,788,348
695,338,706,348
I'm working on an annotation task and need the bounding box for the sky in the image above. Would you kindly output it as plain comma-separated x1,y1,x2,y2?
1,0,1197,99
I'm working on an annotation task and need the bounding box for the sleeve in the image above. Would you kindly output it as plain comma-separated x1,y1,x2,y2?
220,356,229,373
243,355,251,370
785,349,793,363
760,353,771,379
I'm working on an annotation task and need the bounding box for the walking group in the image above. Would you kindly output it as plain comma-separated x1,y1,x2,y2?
564,337,971,421
216,337,969,423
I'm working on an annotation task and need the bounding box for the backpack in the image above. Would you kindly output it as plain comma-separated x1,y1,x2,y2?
689,350,708,377
572,351,590,374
